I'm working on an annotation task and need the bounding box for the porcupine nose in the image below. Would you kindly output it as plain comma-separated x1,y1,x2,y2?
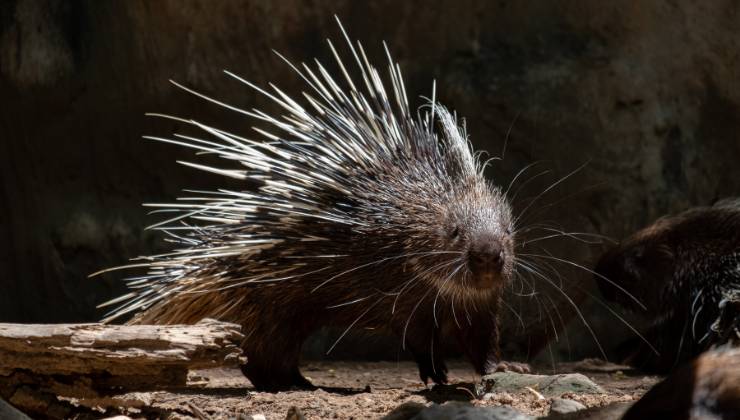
468,231,505,279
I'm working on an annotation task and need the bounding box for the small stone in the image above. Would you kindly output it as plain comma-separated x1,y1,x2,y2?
480,372,604,397
524,386,545,400
382,402,426,420
498,392,515,404
482,392,515,404
187,371,209,386
406,402,534,420
285,406,306,420
549,398,586,415
250,415,266,420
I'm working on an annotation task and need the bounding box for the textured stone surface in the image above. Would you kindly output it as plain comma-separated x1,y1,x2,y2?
0,397,32,420
480,372,604,397
2,0,740,361
549,397,587,415
541,402,632,420
385,402,534,420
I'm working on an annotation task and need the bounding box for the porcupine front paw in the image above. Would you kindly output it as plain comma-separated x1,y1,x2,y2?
290,369,319,390
488,361,531,374
415,356,449,385
241,364,317,391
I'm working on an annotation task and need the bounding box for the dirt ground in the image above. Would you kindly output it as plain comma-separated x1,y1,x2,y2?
107,359,661,419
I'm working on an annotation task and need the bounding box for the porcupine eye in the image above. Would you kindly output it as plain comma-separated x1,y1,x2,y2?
624,247,642,276
450,226,460,239
629,245,648,271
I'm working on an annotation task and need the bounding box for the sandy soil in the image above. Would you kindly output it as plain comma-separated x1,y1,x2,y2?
110,360,661,419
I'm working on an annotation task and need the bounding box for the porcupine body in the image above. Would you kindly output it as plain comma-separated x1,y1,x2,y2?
623,345,740,420
101,21,520,391
595,199,740,372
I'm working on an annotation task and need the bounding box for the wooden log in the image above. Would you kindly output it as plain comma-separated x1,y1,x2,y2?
0,318,245,392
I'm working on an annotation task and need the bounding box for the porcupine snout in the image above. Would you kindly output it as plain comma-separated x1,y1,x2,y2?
468,230,507,288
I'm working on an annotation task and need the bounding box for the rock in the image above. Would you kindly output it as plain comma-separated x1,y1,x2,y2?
0,397,32,420
542,402,632,420
410,402,533,420
285,406,306,420
549,398,587,415
480,372,604,397
382,402,426,420
382,402,533,420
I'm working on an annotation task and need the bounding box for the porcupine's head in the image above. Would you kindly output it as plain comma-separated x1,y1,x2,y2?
304,81,516,303
97,19,515,321
420,169,515,293
595,201,740,316
594,216,677,314
377,144,516,298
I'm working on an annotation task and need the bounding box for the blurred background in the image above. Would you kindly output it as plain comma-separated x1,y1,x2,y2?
1,0,739,364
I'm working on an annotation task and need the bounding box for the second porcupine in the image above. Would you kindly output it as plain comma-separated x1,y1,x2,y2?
622,345,740,420
98,22,528,391
595,198,740,372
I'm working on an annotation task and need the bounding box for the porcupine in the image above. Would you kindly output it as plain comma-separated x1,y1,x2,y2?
623,345,740,420
97,20,529,391
595,199,740,372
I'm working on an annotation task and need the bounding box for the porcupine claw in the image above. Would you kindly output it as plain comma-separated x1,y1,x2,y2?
418,359,449,385
492,361,531,374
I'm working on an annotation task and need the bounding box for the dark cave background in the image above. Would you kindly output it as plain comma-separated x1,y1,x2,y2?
1,0,739,364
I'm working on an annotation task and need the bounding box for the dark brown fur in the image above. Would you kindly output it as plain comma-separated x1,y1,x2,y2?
624,346,740,420
127,159,517,391
595,199,740,372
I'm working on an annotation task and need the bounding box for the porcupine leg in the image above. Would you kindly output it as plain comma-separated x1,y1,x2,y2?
241,346,315,391
455,314,499,375
240,327,315,391
401,312,448,385
408,330,449,385
456,311,530,375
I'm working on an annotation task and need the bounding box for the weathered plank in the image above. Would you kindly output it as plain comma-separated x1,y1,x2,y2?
0,318,244,395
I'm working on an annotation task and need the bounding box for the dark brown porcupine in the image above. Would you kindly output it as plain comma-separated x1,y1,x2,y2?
97,20,528,391
623,345,740,420
595,199,740,372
